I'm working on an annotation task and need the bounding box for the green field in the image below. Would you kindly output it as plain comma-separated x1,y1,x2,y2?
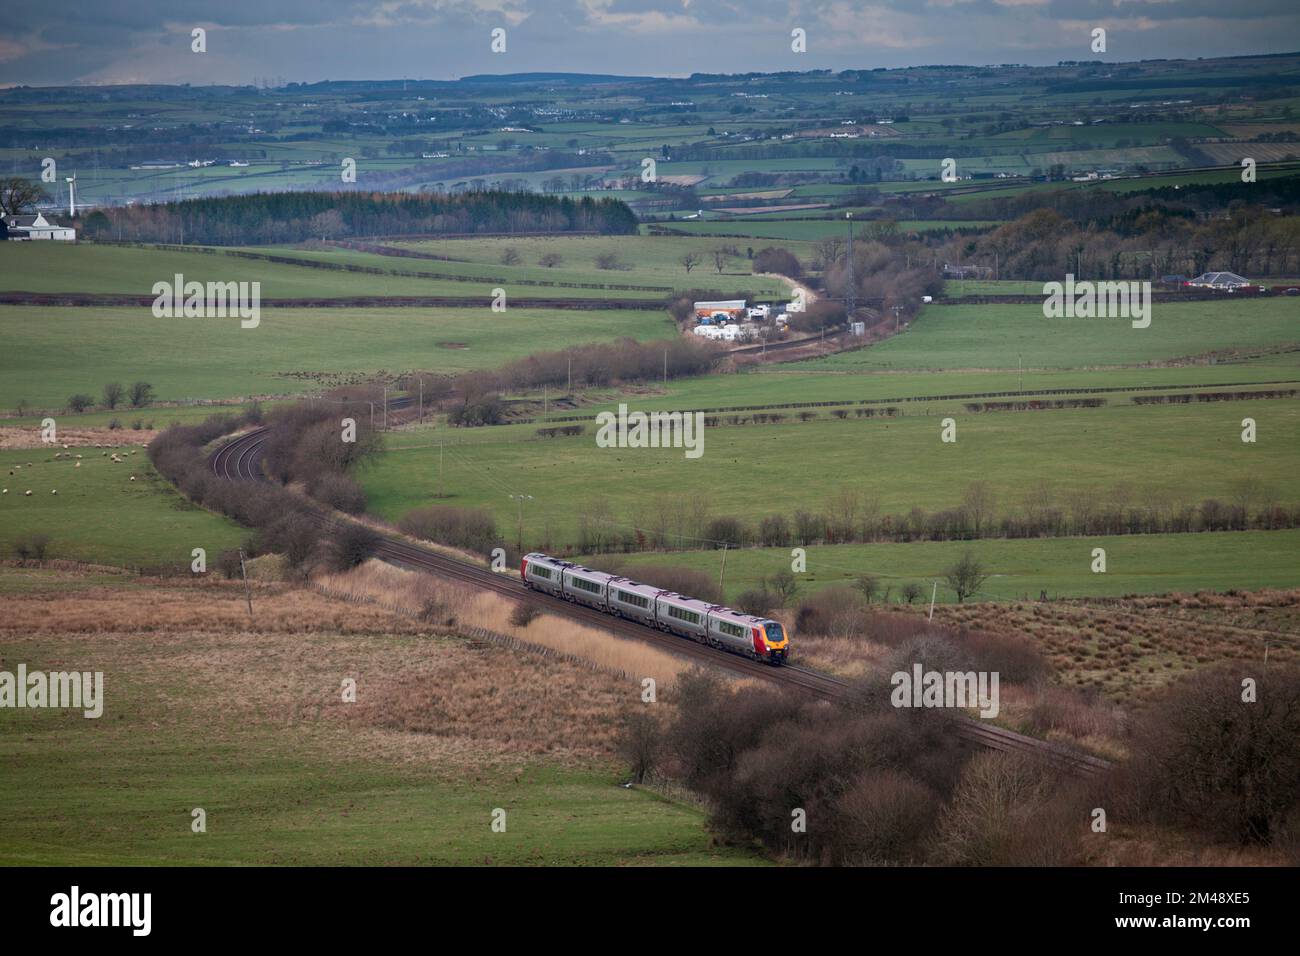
802,299,1300,371
548,358,1300,420
0,305,675,408
0,241,681,300
389,234,804,295
362,398,1300,552
609,530,1300,604
645,220,997,241
0,448,244,566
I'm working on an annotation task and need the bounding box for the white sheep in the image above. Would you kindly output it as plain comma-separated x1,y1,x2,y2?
51,489,57,495
24,490,32,496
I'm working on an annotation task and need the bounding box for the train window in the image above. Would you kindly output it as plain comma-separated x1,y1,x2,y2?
572,577,601,593
617,591,648,609
717,621,744,638
532,566,552,579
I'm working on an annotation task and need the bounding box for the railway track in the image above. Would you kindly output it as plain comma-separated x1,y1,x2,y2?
208,417,1112,778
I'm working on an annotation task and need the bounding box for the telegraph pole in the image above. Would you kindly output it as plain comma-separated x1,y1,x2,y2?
238,549,254,618
845,212,856,318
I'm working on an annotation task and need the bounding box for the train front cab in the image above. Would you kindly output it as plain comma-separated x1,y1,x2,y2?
761,620,790,665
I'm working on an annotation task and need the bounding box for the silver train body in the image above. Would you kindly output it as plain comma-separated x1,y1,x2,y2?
520,552,790,664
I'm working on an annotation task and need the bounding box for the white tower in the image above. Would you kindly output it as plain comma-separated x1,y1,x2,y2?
65,174,77,218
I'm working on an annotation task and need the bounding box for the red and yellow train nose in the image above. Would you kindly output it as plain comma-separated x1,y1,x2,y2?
753,623,790,664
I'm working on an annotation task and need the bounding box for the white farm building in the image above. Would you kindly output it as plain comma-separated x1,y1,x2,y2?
3,213,76,241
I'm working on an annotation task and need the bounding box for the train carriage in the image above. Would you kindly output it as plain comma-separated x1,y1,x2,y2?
654,592,712,643
520,552,569,597
562,564,615,610
607,578,660,626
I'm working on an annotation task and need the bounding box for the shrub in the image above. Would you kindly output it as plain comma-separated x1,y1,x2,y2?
509,602,541,627
794,585,868,637
13,531,52,561
831,770,943,865
1119,664,1300,845
752,246,802,278
329,524,382,571
933,751,1089,866
128,381,154,408
67,394,94,413
398,504,499,555
735,588,776,615
616,708,662,784
310,472,367,514
102,382,124,409
216,549,244,579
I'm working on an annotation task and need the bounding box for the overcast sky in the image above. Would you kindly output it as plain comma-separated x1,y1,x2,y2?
3,1,1299,87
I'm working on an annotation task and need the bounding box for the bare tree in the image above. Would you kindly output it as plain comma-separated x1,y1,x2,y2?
102,382,125,410
308,209,346,241
944,551,989,603
679,252,701,274
128,381,154,408
711,247,731,273
0,177,46,217
815,237,846,269
961,481,997,538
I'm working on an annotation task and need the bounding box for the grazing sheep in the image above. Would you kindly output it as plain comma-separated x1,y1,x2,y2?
2,489,7,494
51,489,57,495
129,475,136,481
75,454,82,460
24,490,32,496
75,462,81,469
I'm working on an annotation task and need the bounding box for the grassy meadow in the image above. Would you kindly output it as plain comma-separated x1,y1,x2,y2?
0,447,244,566
0,304,675,408
363,397,1300,553
802,299,1300,371
609,531,1300,604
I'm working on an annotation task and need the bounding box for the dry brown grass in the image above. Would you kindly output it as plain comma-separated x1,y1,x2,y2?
316,560,694,689
0,568,645,772
929,591,1300,703
0,427,157,450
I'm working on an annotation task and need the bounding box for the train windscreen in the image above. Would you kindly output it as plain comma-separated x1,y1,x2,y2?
765,623,785,643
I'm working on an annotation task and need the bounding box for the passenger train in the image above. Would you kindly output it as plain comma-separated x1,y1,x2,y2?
520,552,790,664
